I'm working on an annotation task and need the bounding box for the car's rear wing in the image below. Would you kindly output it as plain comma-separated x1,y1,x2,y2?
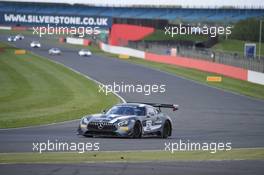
128,102,179,111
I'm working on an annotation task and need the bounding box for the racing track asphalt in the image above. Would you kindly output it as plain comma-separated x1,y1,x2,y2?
1,160,264,175
0,34,264,153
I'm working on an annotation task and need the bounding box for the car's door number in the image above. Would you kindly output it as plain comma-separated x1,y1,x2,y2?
146,120,152,131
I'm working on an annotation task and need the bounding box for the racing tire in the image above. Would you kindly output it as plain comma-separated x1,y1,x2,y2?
132,121,142,138
162,120,171,139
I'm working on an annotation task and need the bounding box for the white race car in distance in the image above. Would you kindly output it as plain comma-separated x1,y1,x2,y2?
15,34,24,40
48,48,61,55
7,36,17,42
78,49,92,56
30,41,41,48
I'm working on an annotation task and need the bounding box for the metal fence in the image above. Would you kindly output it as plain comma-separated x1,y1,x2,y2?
128,41,264,73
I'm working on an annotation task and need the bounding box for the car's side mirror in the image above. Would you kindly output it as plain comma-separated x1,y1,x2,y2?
102,109,107,114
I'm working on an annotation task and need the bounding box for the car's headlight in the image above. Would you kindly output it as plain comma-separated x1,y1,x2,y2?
118,120,129,127
81,117,89,125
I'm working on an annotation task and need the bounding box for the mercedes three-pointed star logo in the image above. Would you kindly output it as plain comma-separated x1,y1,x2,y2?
98,123,104,129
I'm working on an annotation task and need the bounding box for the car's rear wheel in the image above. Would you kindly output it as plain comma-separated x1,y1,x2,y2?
132,121,142,138
162,120,171,139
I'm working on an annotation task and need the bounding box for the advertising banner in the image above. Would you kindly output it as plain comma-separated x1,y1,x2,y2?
0,12,112,28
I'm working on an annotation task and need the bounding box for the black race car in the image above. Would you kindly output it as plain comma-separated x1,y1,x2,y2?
77,102,178,138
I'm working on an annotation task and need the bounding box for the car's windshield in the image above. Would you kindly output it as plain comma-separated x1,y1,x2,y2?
107,106,145,116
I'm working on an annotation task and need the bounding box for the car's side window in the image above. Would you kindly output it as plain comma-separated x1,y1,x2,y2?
147,107,155,116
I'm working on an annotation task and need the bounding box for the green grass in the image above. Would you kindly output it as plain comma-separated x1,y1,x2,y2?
143,30,208,42
0,29,35,36
213,39,264,56
0,148,263,164
0,43,120,128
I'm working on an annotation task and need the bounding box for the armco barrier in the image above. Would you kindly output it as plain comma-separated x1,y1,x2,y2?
145,52,248,81
100,42,145,59
0,26,11,30
12,26,27,31
59,37,65,43
248,70,264,85
66,37,83,45
83,39,91,46
66,37,91,46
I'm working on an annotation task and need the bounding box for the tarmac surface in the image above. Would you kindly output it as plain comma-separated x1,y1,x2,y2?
0,34,264,152
0,160,264,175
0,34,264,174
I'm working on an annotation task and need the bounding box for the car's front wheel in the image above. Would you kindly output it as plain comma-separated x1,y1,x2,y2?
131,121,142,138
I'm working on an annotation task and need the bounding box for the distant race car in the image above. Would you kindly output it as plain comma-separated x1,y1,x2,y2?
7,36,16,42
15,34,24,40
30,41,41,48
78,102,178,138
78,49,92,56
49,48,61,55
